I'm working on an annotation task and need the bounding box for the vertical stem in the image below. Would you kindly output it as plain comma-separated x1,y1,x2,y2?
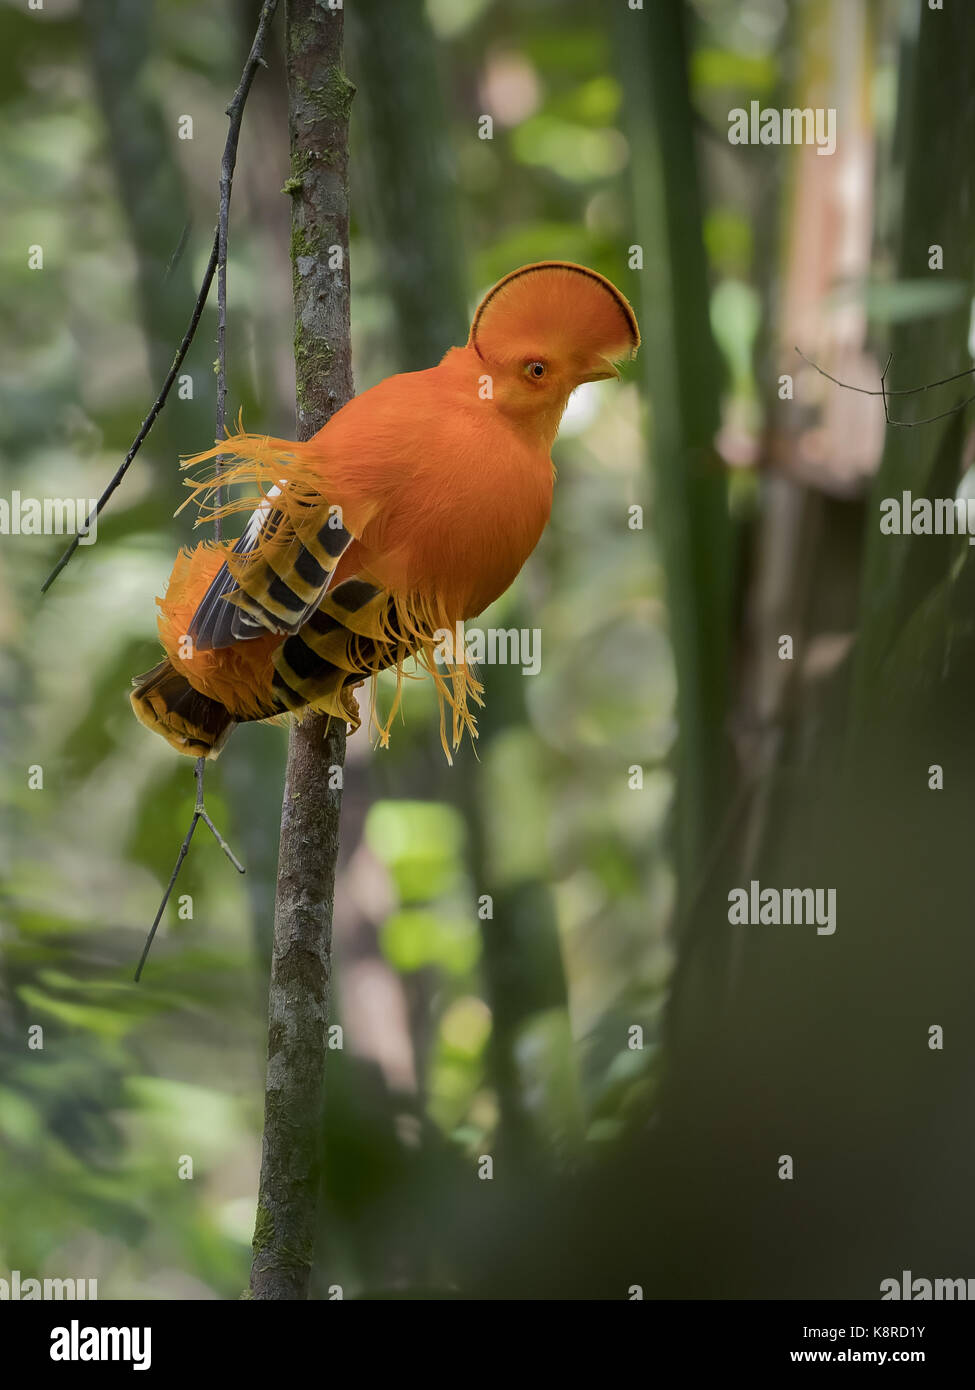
850,1,975,729
347,0,467,367
615,0,734,906
249,0,354,1301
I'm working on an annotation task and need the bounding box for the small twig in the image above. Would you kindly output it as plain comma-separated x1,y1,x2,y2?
161,219,192,287
192,2,281,910
795,346,975,427
795,346,975,398
42,0,281,592
131,7,280,978
214,0,281,537
879,351,892,424
884,390,975,427
134,756,245,983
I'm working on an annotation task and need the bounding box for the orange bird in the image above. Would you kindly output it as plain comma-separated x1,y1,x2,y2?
131,262,640,760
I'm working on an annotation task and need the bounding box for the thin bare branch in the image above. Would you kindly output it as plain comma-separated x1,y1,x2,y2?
162,219,192,288
215,0,281,538
128,5,281,979
41,0,280,592
795,345,975,427
134,756,245,983
41,229,218,594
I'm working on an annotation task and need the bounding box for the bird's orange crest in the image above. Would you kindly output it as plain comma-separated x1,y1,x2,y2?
468,261,640,374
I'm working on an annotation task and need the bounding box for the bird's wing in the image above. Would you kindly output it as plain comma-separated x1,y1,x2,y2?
188,487,353,651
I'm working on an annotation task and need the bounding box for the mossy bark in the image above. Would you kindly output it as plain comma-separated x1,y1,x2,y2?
250,0,353,1302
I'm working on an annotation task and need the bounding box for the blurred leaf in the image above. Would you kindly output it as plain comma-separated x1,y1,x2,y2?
835,277,970,324
692,47,777,92
381,908,480,975
510,115,628,182
17,984,137,1041
365,799,465,903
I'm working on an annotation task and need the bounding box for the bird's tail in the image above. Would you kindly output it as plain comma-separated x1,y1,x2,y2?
130,659,237,760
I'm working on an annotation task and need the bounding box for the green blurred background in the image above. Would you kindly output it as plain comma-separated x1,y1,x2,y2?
2,0,975,1299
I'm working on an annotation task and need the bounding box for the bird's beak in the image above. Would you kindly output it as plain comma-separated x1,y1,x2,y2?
577,357,621,384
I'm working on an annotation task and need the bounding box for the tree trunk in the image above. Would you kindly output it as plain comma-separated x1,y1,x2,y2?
250,0,354,1302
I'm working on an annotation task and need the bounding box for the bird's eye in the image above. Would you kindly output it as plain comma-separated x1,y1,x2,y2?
525,361,546,380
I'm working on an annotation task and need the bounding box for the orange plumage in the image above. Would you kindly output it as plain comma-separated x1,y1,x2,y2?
132,262,640,760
